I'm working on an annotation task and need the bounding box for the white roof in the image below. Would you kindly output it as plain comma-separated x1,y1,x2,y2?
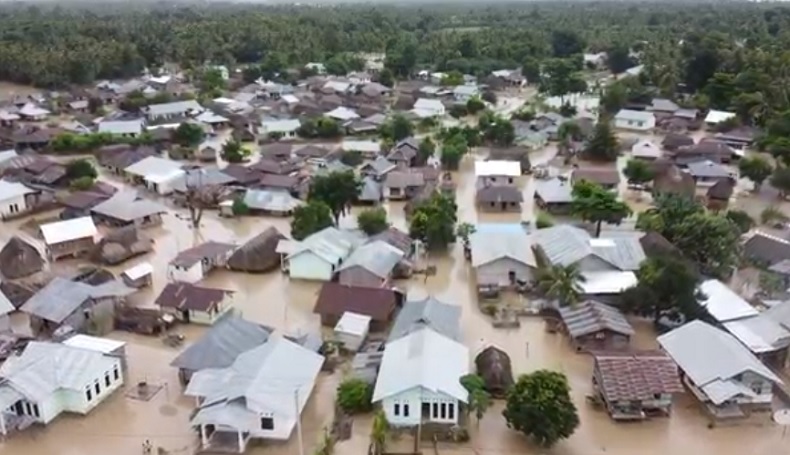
19,103,50,117
0,179,36,200
98,119,144,135
579,271,637,294
699,279,758,323
373,327,469,403
146,100,204,117
122,262,154,280
326,106,360,121
323,80,351,93
414,98,445,112
631,139,662,159
62,334,126,354
124,156,184,180
453,85,479,96
195,111,229,124
474,160,521,177
705,110,736,125
658,320,781,405
0,149,18,165
40,216,97,245
335,312,372,337
282,94,299,104
724,315,790,354
615,109,654,123
342,140,380,153
262,118,301,133
213,97,236,104
148,75,172,85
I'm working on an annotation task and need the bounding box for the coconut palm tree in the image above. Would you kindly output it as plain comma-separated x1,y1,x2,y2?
536,264,586,307
370,410,389,455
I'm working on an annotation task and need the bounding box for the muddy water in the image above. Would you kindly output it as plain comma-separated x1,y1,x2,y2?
1,145,789,455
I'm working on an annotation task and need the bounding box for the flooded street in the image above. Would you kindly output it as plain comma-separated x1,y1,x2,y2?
1,141,788,455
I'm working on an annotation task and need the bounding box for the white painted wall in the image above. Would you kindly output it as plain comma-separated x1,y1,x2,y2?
168,262,204,283
381,387,461,427
0,194,27,217
288,252,335,281
614,116,655,131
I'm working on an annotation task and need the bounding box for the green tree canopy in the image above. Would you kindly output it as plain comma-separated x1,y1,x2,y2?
536,264,585,307
584,119,619,162
66,159,98,181
173,122,205,147
409,193,458,250
309,171,361,224
357,207,389,236
221,140,251,163
770,166,790,198
571,181,632,237
623,159,656,185
738,156,773,191
379,114,414,142
336,378,373,414
291,201,333,240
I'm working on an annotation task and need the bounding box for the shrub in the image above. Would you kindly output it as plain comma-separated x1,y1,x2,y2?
69,176,95,191
232,198,249,216
536,212,555,229
336,378,374,414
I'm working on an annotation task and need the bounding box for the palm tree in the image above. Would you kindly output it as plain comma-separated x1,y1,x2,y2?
536,264,586,307
370,410,389,455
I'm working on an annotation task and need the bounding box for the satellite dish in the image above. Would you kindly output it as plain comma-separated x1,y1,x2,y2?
773,409,790,425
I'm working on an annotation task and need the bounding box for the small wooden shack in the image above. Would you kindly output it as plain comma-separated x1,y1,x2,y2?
121,262,154,288
474,345,514,397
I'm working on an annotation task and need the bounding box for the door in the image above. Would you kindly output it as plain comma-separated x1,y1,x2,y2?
13,401,22,416
181,310,190,323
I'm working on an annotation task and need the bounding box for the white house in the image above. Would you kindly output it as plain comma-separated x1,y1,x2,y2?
167,241,237,284
97,119,144,137
412,98,446,118
704,110,736,127
186,336,323,452
630,139,662,160
124,156,185,195
145,100,204,121
614,109,655,131
0,180,36,217
334,311,371,352
260,119,301,140
658,320,782,417
373,327,469,427
281,228,363,281
697,279,758,324
40,216,98,261
0,341,124,435
474,160,522,186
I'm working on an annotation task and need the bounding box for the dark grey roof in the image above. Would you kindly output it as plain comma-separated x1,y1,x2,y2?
531,225,646,271
534,178,573,204
170,168,237,193
21,277,135,323
358,176,382,202
744,232,790,266
686,160,731,179
476,185,523,203
361,156,396,177
388,296,461,342
559,300,634,338
170,313,272,371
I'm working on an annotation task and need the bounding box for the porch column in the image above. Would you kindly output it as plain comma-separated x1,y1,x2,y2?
200,424,208,448
0,411,6,436
237,429,245,453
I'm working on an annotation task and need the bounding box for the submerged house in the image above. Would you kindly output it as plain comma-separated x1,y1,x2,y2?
0,236,44,279
186,336,323,453
90,191,167,229
40,216,97,261
281,228,363,281
0,341,124,436
313,282,401,331
469,226,537,295
336,240,405,287
155,282,234,325
167,241,237,283
557,300,634,352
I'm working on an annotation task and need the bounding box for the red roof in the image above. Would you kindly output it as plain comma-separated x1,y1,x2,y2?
593,351,683,402
313,282,399,322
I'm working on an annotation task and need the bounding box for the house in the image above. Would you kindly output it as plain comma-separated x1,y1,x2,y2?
145,100,204,121
698,279,758,324
558,300,634,351
704,110,736,128
170,313,272,385
360,156,397,180
648,99,680,114
531,225,646,273
195,111,230,129
743,231,790,267
186,336,323,452
476,185,523,212
0,236,45,279
475,160,521,186
243,189,302,216
453,84,480,103
40,216,97,261
387,138,420,168
258,174,302,194
358,176,383,204
372,326,468,427
341,140,381,159
97,119,144,137
571,166,621,190
18,103,50,121
124,156,185,195
336,240,405,287
313,282,401,330
722,302,790,370
591,351,683,421
469,226,537,293
0,180,37,218
121,262,154,288
412,98,446,118
672,139,734,165
326,107,360,123
96,145,157,175
686,160,732,185
384,171,425,200
371,227,415,259
259,119,301,140
168,241,237,283
658,320,783,418
631,140,662,160
155,282,234,325
614,109,655,131
90,191,167,228
170,168,237,194
487,147,531,174
0,341,124,436
389,296,461,342
282,228,363,281
534,177,573,214
334,312,371,352
21,277,135,335
294,145,331,162
661,133,694,151
715,126,757,151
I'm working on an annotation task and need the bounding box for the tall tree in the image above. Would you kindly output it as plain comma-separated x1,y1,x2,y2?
536,264,585,306
623,159,656,185
460,374,491,426
417,137,436,165
221,140,251,163
503,370,580,447
571,181,632,237
606,45,635,75
173,122,205,147
309,171,361,224
738,156,773,191
357,208,389,235
409,193,458,250
551,30,585,58
584,119,619,162
290,201,333,240
770,166,790,198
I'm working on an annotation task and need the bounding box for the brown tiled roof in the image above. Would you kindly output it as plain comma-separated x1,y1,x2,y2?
295,145,330,159
593,351,683,401
572,166,621,186
371,227,412,254
313,282,399,321
169,241,236,268
155,282,233,312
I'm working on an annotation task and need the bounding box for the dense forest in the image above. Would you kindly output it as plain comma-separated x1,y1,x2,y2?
3,2,790,127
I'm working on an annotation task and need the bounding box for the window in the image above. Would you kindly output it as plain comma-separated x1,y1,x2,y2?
260,417,274,430
33,404,39,418
95,382,101,395
653,393,661,400
403,404,410,417
594,332,605,340
394,403,400,416
105,373,111,387
440,403,446,419
448,403,454,420
86,387,92,402
24,402,31,415
113,367,120,381
432,403,438,419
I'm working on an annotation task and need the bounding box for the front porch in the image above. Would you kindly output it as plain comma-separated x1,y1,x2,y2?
198,425,251,454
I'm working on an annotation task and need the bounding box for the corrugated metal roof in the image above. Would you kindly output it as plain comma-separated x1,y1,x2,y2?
287,227,362,265
243,189,303,212
0,179,36,200
699,279,758,323
40,216,97,245
337,240,403,278
21,277,134,323
388,296,461,342
469,229,536,268
534,178,573,204
530,225,645,271
91,191,167,222
559,300,634,338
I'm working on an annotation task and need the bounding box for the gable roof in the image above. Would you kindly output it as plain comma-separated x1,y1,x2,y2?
476,185,523,204
313,282,399,321
98,119,144,136
593,351,683,402
469,228,536,268
91,191,167,222
615,109,654,123
337,240,404,278
373,327,468,403
657,320,781,405
287,227,362,264
124,156,184,180
361,156,397,177
0,179,36,200
572,166,620,186
243,189,303,212
170,241,236,268
743,231,790,266
40,216,97,245
146,100,204,117
698,279,758,323
559,300,634,338
170,313,272,371
531,225,646,271
534,177,573,204
686,160,731,179
21,277,135,323
388,296,461,342
155,282,233,312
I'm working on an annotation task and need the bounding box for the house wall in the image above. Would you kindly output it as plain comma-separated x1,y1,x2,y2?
0,194,28,217
382,387,460,427
476,258,534,287
47,237,95,261
478,175,516,186
572,330,630,352
335,330,365,352
189,297,233,325
288,252,335,281
168,262,204,284
614,117,655,131
734,371,774,405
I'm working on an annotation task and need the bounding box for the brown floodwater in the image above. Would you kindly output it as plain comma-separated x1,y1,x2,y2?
1,139,789,455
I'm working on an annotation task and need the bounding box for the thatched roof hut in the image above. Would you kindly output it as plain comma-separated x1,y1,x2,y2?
475,345,514,397
92,226,154,266
0,236,44,279
227,227,286,273
0,281,36,309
